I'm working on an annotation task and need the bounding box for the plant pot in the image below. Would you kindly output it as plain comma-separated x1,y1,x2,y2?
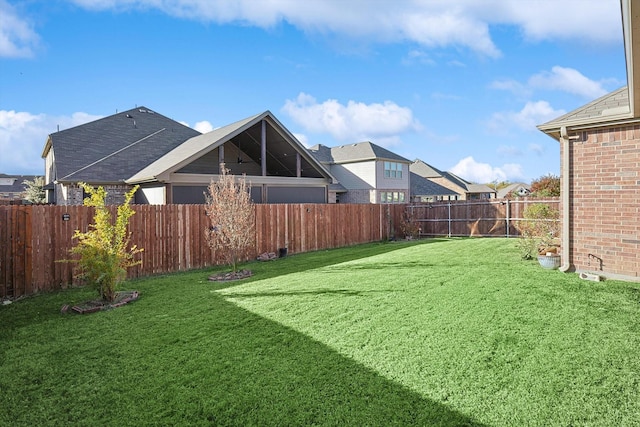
537,254,561,270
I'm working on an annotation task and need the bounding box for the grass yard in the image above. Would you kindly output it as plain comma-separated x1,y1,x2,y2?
1,238,639,426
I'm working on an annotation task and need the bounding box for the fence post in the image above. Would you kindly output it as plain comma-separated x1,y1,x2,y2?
447,202,452,238
505,199,510,238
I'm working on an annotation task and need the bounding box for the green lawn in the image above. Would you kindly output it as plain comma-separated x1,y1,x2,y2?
1,238,639,426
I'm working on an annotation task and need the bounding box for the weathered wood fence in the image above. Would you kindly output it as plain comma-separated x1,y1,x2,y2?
411,198,560,238
0,203,404,299
0,198,558,299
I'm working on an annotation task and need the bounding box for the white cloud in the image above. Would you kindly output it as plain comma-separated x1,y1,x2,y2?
402,49,436,66
489,79,531,97
0,0,39,57
528,143,544,155
292,133,309,147
0,110,102,174
528,66,608,99
67,0,622,57
282,92,421,146
450,156,524,183
488,100,566,133
193,120,214,133
497,145,523,157
492,0,620,44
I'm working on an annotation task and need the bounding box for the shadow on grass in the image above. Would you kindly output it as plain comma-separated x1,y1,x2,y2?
185,296,486,425
0,273,485,425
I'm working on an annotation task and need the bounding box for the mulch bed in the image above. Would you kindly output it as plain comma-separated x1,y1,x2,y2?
208,269,253,282
61,291,139,314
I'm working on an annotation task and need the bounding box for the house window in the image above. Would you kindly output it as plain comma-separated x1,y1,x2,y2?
384,162,403,179
380,191,405,204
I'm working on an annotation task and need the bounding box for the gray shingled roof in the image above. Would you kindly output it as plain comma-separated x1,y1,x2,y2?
308,142,410,164
0,174,37,196
410,172,458,197
410,159,443,178
411,159,495,195
538,86,631,133
45,107,201,184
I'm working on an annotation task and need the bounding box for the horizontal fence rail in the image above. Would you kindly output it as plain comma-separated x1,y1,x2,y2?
410,198,559,238
1,198,558,299
1,203,404,299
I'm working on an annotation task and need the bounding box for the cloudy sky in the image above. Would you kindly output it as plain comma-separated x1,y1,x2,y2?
0,0,626,183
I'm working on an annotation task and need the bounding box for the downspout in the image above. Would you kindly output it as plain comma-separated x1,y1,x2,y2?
559,126,573,272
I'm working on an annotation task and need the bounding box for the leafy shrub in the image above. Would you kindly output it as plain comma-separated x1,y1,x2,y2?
67,184,142,302
517,203,560,259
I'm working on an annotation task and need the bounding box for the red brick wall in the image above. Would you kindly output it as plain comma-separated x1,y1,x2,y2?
566,125,640,281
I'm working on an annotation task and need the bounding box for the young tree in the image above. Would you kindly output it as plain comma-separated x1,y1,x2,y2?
68,183,143,302
22,176,46,204
204,164,255,273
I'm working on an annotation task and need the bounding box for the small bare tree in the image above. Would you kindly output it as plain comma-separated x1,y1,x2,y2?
204,164,255,273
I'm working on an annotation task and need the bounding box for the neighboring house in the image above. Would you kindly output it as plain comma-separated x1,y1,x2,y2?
409,172,459,202
42,107,334,205
537,0,639,282
0,174,36,202
308,142,411,204
410,160,496,200
497,183,531,199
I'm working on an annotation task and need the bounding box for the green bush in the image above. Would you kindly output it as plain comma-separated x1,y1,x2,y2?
517,203,560,260
67,184,143,302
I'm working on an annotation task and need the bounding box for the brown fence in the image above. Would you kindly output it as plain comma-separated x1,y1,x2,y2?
411,198,560,237
1,199,558,300
1,203,404,299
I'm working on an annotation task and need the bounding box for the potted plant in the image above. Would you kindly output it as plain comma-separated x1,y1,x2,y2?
517,203,561,269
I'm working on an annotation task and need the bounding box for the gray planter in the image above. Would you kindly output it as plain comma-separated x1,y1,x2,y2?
537,254,561,270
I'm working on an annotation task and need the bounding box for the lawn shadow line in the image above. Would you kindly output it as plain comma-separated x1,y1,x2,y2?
213,239,450,290
122,291,488,426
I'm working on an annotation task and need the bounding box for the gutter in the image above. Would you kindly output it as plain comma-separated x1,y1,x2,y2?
559,126,577,272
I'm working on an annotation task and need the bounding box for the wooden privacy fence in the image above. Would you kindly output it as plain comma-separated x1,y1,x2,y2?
1,203,404,299
410,198,560,237
1,199,558,299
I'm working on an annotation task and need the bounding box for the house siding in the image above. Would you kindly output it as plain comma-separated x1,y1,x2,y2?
567,125,640,281
330,161,376,189
375,161,409,190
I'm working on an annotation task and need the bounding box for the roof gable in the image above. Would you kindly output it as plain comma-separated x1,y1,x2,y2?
48,107,200,183
127,111,333,183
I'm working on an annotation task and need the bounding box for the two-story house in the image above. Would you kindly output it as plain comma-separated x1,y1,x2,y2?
308,142,411,204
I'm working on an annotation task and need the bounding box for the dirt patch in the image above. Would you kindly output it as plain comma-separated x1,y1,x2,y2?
208,269,253,282
61,291,139,314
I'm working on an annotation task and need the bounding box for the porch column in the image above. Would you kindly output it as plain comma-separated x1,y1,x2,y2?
296,153,301,177
218,145,224,167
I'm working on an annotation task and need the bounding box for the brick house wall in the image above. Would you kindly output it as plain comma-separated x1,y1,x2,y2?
57,183,134,206
566,124,640,281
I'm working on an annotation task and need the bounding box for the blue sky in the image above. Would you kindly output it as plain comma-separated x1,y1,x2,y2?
0,0,627,184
